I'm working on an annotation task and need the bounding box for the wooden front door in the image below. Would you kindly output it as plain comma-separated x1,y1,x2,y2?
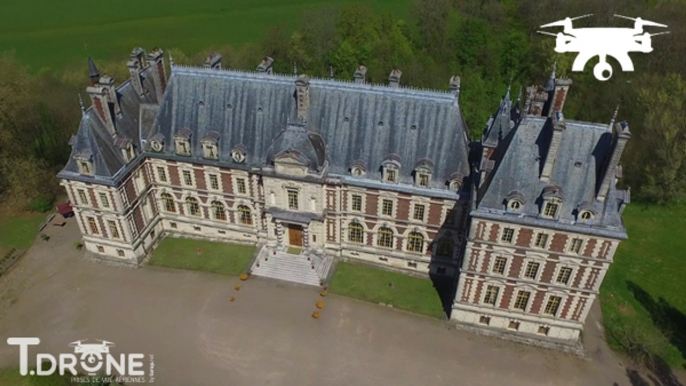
288,224,303,247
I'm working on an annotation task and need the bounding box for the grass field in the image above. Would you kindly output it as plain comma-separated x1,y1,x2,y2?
0,212,44,257
600,204,686,368
0,0,407,71
0,367,69,386
148,237,255,276
329,262,445,319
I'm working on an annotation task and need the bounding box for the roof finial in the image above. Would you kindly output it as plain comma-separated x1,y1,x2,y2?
78,94,86,115
293,62,298,76
544,59,557,92
329,66,334,79
516,86,522,101
169,53,174,68
88,57,100,84
551,59,557,78
609,104,620,131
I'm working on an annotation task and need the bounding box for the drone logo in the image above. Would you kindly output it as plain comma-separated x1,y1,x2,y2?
69,340,115,374
538,14,669,81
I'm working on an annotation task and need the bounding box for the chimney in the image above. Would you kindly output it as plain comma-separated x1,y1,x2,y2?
87,83,116,135
295,74,311,122
449,76,461,97
256,56,274,74
354,65,367,84
550,77,572,116
97,75,121,117
126,47,147,97
388,69,402,88
540,111,566,182
597,121,631,201
146,48,167,102
204,53,222,70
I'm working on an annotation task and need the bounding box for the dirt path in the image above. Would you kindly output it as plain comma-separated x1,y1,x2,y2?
0,218,681,386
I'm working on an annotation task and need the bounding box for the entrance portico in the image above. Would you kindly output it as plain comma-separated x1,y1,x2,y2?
266,207,322,251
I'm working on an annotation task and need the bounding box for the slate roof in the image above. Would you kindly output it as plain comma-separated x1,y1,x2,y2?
147,66,470,190
58,65,160,183
476,115,627,238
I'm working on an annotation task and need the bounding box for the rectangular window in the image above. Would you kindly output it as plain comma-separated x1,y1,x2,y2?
182,170,193,186
413,204,425,221
492,257,507,275
351,195,362,212
524,262,540,280
544,296,562,316
382,199,393,216
514,291,531,311
479,316,491,325
418,174,429,187
288,190,299,210
534,233,548,248
484,285,500,306
386,169,396,183
570,238,584,254
157,167,167,183
117,249,125,257
97,246,104,253
237,178,247,194
538,326,550,335
99,193,110,209
508,321,520,330
501,228,515,243
556,267,573,285
170,222,177,229
87,217,99,235
78,189,88,205
209,174,219,190
107,220,120,239
544,202,559,218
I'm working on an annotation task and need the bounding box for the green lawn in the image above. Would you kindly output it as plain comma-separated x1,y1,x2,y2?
329,262,445,319
0,213,44,256
600,203,686,368
0,0,407,71
148,237,255,276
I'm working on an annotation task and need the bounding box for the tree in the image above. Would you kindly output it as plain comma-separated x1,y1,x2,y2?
636,73,686,204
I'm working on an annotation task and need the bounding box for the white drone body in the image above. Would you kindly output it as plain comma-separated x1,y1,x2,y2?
538,14,669,81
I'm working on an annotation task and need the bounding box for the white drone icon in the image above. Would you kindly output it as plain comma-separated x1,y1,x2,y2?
538,14,669,81
68,340,115,364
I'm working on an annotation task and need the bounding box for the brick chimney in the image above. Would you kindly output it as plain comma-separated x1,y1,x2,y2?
540,111,566,182
295,74,311,122
204,53,222,70
256,56,274,74
597,121,631,201
146,48,167,102
86,58,116,135
354,65,367,84
97,75,121,117
449,75,461,100
126,47,147,97
388,69,402,88
550,77,572,116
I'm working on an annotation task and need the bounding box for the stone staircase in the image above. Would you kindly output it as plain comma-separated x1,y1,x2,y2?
250,247,332,287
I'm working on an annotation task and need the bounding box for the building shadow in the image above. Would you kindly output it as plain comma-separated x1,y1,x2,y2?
624,355,684,386
627,281,686,363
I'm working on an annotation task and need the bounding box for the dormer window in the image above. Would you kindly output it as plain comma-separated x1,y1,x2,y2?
231,144,247,164
448,172,464,192
125,144,134,160
505,190,526,213
349,160,366,177
202,131,220,160
414,159,434,188
382,154,401,184
74,150,94,176
115,137,135,162
174,128,193,156
577,201,597,222
541,185,564,219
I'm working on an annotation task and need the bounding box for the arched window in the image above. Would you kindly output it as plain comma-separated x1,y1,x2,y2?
186,197,200,217
378,227,394,248
437,238,454,257
407,232,424,253
238,205,252,225
212,201,226,221
161,193,176,213
348,222,364,244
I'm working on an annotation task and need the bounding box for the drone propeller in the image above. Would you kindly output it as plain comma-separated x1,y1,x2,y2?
570,14,594,21
68,340,83,347
648,31,670,37
614,14,668,28
97,339,115,346
537,31,559,37
540,14,593,28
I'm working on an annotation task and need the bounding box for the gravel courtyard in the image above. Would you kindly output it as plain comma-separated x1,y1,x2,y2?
0,218,676,386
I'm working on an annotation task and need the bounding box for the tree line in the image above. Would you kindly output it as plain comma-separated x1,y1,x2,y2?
1,0,685,211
